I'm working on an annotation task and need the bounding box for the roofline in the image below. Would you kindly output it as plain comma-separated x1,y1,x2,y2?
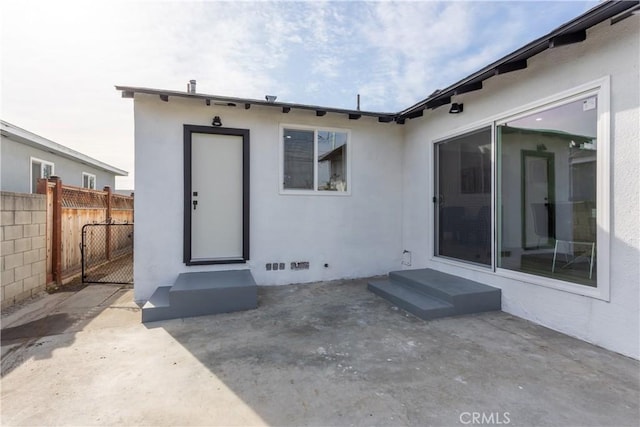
116,0,638,124
114,86,397,122
0,120,128,177
398,0,639,117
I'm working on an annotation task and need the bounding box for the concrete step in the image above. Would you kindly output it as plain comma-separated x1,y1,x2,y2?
389,269,501,315
142,270,258,323
169,270,258,314
369,268,501,320
141,286,173,323
368,279,455,320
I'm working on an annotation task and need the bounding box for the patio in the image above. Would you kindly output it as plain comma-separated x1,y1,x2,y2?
1,278,638,426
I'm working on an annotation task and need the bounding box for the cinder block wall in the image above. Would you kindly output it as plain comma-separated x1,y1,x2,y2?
1,192,47,308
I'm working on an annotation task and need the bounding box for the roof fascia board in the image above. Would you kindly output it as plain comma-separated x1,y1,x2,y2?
0,121,128,176
115,85,396,121
398,0,638,117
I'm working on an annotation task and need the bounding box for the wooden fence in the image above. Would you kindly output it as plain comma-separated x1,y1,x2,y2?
37,177,134,284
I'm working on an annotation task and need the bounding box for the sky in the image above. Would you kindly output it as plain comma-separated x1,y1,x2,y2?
1,0,598,189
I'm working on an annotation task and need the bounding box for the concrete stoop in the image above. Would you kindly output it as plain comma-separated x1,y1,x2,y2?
142,270,258,323
368,268,501,320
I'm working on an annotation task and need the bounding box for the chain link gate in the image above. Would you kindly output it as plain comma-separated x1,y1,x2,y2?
82,223,134,284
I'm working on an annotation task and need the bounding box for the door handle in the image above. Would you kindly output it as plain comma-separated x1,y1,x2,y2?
193,200,198,210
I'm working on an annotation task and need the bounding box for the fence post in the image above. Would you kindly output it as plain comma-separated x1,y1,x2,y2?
51,176,63,285
104,186,112,260
37,179,52,284
36,178,47,195
104,185,112,223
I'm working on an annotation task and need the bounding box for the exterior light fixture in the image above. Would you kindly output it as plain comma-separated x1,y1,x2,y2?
449,103,464,114
212,116,222,127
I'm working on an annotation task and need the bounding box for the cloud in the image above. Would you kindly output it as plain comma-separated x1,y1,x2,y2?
355,0,598,110
1,0,598,189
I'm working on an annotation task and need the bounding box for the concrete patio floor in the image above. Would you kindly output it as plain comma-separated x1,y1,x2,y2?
1,278,638,426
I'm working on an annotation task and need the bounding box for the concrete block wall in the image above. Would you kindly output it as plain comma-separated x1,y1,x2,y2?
1,192,47,308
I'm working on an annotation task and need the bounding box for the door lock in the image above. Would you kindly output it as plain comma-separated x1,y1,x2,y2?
193,200,198,210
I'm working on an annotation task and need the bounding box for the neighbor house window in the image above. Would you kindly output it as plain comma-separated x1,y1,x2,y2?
282,126,349,193
82,172,96,189
30,158,54,193
497,95,599,287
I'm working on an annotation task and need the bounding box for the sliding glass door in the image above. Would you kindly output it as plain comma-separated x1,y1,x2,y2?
434,127,492,266
432,82,605,292
497,97,598,287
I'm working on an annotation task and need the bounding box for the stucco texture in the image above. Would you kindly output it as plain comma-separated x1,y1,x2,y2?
401,17,639,358
133,96,404,302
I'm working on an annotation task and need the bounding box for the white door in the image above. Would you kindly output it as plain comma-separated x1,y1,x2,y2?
191,133,244,261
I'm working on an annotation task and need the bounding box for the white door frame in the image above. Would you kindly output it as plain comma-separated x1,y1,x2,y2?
183,125,250,265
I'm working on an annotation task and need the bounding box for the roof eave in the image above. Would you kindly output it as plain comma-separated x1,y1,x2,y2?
116,1,637,124
0,121,128,177
114,85,397,122
398,0,639,118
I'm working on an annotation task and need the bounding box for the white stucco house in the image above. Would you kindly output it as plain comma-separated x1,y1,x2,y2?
118,1,639,359
0,120,127,193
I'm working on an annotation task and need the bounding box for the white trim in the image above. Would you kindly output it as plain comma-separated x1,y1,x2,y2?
82,172,97,189
428,77,611,301
496,77,610,125
279,123,352,196
429,254,494,274
29,157,54,193
431,124,493,268
429,77,612,144
490,123,497,270
496,267,605,300
595,75,611,301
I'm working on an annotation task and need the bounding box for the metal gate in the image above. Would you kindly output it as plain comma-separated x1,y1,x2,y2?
82,223,133,284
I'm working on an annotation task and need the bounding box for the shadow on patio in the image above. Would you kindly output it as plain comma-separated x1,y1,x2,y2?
147,279,639,426
1,284,135,377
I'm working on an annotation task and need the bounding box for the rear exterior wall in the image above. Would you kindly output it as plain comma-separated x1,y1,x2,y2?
133,95,404,302
401,18,639,359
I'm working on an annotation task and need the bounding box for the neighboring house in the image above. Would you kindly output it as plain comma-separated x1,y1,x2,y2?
0,120,127,193
117,1,639,358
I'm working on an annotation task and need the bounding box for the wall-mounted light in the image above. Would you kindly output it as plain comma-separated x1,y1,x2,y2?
449,103,464,114
212,116,222,127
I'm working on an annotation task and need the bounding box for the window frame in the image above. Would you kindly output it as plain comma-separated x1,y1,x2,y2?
433,125,494,268
29,157,55,193
82,172,97,190
429,76,610,301
279,124,352,196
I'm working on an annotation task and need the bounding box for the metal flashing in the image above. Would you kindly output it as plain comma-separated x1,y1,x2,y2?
116,85,397,122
